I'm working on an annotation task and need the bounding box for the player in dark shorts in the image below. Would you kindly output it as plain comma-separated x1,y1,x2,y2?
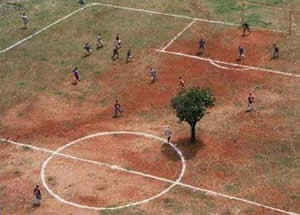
83,42,92,55
72,67,80,82
33,185,42,207
242,22,251,36
178,77,185,91
247,93,255,112
149,67,157,83
114,100,122,117
198,38,206,55
237,45,245,61
272,44,279,59
126,49,132,63
96,33,104,49
112,47,119,60
115,34,121,49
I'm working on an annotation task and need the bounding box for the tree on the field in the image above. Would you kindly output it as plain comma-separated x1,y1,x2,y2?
171,87,215,144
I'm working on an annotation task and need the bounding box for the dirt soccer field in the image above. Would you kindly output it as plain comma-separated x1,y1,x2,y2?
0,0,300,215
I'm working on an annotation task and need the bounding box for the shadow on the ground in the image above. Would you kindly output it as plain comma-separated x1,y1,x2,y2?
161,136,205,161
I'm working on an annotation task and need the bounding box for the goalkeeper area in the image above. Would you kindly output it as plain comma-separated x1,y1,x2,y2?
0,1,300,215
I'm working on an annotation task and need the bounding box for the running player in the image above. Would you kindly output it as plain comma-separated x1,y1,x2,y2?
272,44,279,59
165,126,172,144
247,93,255,112
115,34,121,49
242,22,251,36
96,33,104,49
83,42,92,55
126,49,132,63
149,67,157,83
111,47,119,60
114,99,122,117
178,77,185,91
72,67,80,82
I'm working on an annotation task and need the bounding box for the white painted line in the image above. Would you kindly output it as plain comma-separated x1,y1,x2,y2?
0,4,94,54
158,50,300,78
161,19,196,52
208,59,248,71
0,1,289,54
1,136,299,215
41,131,186,210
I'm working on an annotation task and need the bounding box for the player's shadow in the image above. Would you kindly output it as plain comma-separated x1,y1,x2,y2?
19,27,27,30
196,51,203,56
161,136,204,161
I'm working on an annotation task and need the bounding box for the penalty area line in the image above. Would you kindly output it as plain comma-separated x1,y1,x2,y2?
157,50,300,78
0,137,298,215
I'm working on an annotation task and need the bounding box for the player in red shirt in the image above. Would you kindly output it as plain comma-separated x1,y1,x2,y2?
178,77,185,91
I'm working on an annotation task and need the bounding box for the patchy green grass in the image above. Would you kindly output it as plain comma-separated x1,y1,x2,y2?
99,206,148,215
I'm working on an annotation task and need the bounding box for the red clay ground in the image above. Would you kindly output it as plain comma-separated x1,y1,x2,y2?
1,27,300,215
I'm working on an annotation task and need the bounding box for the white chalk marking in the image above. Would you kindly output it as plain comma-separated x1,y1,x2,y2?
208,59,248,71
158,50,300,78
40,131,186,210
0,2,289,54
0,4,94,54
161,19,196,51
1,136,299,215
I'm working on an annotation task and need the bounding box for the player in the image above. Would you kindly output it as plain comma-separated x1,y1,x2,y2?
149,67,157,83
198,38,206,55
247,93,255,112
126,49,132,63
237,45,245,62
72,67,80,82
96,33,104,49
83,43,92,55
115,34,121,49
178,77,185,91
242,22,251,36
165,126,172,144
79,0,85,4
21,13,29,29
111,47,119,60
114,99,122,117
272,44,279,59
33,185,42,207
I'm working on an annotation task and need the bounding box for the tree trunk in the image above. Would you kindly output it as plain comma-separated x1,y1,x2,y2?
190,122,196,144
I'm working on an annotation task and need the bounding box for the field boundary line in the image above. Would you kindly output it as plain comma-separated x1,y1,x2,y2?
161,19,196,51
0,1,290,54
0,4,95,54
1,137,298,215
158,50,300,78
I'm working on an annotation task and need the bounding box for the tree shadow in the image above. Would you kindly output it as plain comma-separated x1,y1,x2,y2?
161,136,205,161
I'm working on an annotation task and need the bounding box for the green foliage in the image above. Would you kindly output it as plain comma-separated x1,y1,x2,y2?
171,87,215,125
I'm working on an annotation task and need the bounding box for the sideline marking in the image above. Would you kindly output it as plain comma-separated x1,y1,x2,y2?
158,50,300,78
0,2,288,54
0,4,94,54
1,136,299,215
161,19,196,52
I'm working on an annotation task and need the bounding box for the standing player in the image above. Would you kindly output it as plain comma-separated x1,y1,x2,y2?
164,126,172,144
272,44,279,59
247,93,255,112
21,13,29,29
178,77,185,91
83,42,92,55
96,33,104,49
111,47,119,60
72,67,80,83
33,185,42,207
126,49,132,64
149,67,157,83
237,45,245,62
242,22,251,36
115,34,121,50
198,38,206,55
114,99,122,117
